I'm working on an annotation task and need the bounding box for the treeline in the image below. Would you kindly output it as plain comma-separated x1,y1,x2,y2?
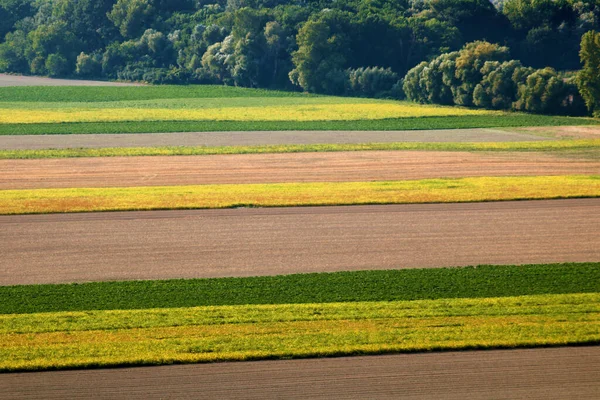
0,0,599,115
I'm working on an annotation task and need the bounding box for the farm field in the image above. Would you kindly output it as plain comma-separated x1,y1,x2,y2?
2,200,599,285
2,293,599,372
1,176,599,215
0,128,557,150
1,82,599,394
2,151,599,189
3,347,599,400
0,85,598,135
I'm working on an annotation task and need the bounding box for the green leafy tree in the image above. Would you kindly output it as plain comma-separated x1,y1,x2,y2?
577,30,600,116
289,13,351,94
45,53,69,76
451,40,510,106
108,0,155,39
514,67,585,115
473,60,528,109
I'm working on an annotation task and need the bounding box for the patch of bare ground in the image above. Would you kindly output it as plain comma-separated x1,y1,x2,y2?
515,125,600,139
2,347,599,400
2,151,599,190
0,73,141,87
0,129,551,150
1,200,599,285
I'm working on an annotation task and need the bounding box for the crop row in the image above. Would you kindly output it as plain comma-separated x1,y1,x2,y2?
0,115,597,135
2,140,599,159
2,293,598,372
1,263,598,314
1,176,598,215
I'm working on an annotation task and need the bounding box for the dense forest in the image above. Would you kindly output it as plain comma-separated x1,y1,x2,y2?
0,0,599,115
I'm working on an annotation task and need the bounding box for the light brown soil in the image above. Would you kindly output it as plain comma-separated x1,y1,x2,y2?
1,199,598,286
3,150,599,190
0,129,552,150
0,73,141,87
2,346,599,399
517,125,600,139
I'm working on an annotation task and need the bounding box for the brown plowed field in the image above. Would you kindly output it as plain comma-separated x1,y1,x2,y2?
0,129,551,150
0,73,141,87
1,199,598,285
2,346,599,400
3,151,599,189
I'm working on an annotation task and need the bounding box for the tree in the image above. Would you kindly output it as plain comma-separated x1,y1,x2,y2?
346,66,398,97
45,53,69,76
402,61,428,103
513,67,585,115
577,30,600,116
289,16,349,94
451,40,510,105
108,0,155,39
473,60,528,109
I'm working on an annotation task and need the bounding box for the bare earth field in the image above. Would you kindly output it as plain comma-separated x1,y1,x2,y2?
517,125,600,139
1,199,598,285
2,347,599,400
0,73,140,87
2,150,599,189
0,129,551,150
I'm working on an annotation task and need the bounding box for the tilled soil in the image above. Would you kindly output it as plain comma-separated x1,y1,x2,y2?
1,199,599,285
2,346,599,400
0,129,552,150
3,150,599,189
0,73,141,87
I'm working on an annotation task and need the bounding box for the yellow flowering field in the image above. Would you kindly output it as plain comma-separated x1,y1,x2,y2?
0,103,493,124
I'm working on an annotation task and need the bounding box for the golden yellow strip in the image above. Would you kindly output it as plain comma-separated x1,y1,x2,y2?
0,104,492,124
1,294,598,371
0,176,598,215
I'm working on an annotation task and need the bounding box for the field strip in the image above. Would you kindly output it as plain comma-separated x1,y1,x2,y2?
1,115,598,135
1,293,599,372
0,129,555,150
1,199,599,285
1,263,598,314
3,347,598,400
2,139,600,161
3,152,599,189
0,104,491,124
0,176,598,214
0,73,142,87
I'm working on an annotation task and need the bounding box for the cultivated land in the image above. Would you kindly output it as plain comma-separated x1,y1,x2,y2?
3,347,598,400
0,128,554,150
3,151,599,189
1,200,599,285
2,83,599,390
0,73,141,87
1,294,599,371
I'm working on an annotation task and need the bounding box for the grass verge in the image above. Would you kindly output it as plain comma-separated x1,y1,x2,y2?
1,293,598,372
2,139,599,159
1,263,598,314
0,115,597,135
1,176,598,215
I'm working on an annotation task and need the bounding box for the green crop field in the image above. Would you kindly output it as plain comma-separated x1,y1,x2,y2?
1,263,598,314
0,85,597,135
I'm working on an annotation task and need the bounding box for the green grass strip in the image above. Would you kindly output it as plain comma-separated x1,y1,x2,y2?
0,85,312,102
0,115,597,135
2,293,599,372
1,263,598,314
2,139,599,159
1,176,599,215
